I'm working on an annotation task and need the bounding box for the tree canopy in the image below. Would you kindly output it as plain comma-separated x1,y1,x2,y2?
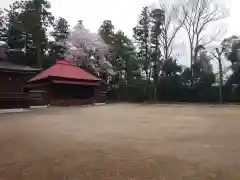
1,0,240,103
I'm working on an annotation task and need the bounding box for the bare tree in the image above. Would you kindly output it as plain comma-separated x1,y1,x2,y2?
152,3,185,61
179,0,229,70
211,47,224,103
208,39,233,104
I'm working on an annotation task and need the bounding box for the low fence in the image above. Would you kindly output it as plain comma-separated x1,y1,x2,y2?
29,91,49,106
0,93,30,109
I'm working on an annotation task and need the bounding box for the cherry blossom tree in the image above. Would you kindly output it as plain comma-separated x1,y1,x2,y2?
65,21,114,76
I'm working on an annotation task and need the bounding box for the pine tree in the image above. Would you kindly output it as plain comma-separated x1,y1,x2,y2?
150,8,165,101
133,7,152,81
0,9,4,40
114,30,140,84
49,17,69,61
20,0,54,68
98,20,117,64
99,21,140,84
2,1,27,64
98,20,115,46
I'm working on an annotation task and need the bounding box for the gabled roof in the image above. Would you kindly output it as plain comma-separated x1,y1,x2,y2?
0,61,40,73
29,60,100,82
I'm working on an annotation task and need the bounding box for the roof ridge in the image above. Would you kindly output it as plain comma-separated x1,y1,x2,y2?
56,60,76,66
29,60,100,82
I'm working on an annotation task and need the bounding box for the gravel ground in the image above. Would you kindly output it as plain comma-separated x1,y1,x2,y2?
0,103,240,180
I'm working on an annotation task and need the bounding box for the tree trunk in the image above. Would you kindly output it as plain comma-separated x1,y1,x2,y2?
37,43,42,69
218,54,223,104
190,44,194,87
36,2,42,69
153,36,159,102
164,28,168,61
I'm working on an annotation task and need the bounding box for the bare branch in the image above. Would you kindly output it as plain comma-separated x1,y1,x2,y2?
180,0,229,67
153,2,185,60
201,32,219,46
211,51,218,59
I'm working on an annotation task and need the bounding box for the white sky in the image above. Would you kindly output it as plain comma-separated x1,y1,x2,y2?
44,0,240,37
2,0,240,36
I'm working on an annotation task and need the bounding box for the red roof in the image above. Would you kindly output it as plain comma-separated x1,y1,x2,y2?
52,80,100,86
29,60,100,82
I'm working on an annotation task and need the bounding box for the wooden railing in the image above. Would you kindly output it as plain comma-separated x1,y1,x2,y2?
0,93,29,100
0,93,30,109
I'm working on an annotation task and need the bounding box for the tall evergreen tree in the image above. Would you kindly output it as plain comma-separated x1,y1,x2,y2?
150,8,165,101
133,7,152,80
98,20,117,63
222,36,240,88
1,0,53,67
49,17,69,61
2,1,27,64
0,9,4,40
114,30,140,84
98,20,115,45
20,0,54,68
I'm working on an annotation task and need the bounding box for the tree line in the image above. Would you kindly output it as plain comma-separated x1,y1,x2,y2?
1,0,240,103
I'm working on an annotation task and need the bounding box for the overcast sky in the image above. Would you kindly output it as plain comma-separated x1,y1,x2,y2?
2,0,240,36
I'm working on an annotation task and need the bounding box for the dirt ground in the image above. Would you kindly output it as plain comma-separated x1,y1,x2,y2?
1,104,240,180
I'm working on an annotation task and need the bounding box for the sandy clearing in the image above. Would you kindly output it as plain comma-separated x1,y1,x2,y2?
0,104,240,179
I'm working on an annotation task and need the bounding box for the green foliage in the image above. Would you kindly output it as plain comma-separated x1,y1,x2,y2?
52,18,69,43
98,20,115,48
0,9,4,39
222,36,240,64
162,58,182,76
21,0,54,68
1,0,53,68
98,20,118,71
222,36,240,101
133,6,153,80
1,0,240,103
98,20,142,96
47,17,70,68
114,31,140,82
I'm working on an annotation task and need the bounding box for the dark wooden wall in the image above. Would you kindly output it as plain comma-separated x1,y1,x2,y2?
0,94,30,109
49,83,96,106
0,71,36,109
50,84,95,100
0,71,34,93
